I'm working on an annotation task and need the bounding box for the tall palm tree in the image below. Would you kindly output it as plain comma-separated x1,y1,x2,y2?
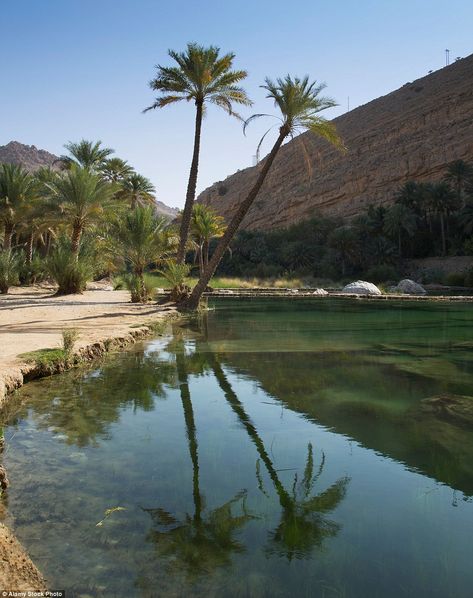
144,42,251,264
58,139,114,171
100,157,134,183
184,75,343,309
190,204,226,275
109,205,174,302
383,203,417,258
47,163,115,257
0,163,35,251
444,159,473,205
118,173,156,209
426,181,457,256
327,225,360,276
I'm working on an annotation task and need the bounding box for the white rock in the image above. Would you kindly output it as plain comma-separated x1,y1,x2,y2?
342,280,382,295
312,288,328,295
394,279,427,295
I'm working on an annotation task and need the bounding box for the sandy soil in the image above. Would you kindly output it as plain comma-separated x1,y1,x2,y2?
0,284,173,372
0,283,175,590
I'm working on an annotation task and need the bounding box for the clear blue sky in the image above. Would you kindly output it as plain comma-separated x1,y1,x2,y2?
2,0,472,208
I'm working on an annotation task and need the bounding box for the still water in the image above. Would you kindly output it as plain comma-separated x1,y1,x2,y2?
1,299,473,597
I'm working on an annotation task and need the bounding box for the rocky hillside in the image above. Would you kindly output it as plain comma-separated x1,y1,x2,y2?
0,141,58,171
198,54,473,230
0,141,178,220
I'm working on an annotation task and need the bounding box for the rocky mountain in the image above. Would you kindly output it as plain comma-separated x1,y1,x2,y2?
0,141,178,220
198,54,473,230
0,141,59,171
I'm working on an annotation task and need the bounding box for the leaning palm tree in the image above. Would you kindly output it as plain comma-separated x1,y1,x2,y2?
109,205,174,302
184,75,343,309
0,163,35,251
144,42,251,264
47,164,116,257
118,173,156,209
58,139,114,171
383,203,417,258
190,204,226,275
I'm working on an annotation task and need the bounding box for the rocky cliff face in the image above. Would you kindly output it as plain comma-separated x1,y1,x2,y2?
198,55,473,230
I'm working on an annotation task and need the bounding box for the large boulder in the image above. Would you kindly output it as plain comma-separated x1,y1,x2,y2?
342,281,382,295
312,288,328,296
394,279,427,295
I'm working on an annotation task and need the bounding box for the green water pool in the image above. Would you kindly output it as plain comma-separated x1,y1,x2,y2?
1,298,473,597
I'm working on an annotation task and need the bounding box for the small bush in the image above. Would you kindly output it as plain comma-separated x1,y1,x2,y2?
463,267,473,287
62,328,79,356
417,267,445,284
364,264,399,283
0,251,20,294
47,238,95,295
20,253,47,285
123,273,155,303
445,272,466,287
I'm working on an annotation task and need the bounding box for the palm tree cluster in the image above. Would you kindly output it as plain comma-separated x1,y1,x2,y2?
212,159,473,284
0,140,168,297
1,43,343,306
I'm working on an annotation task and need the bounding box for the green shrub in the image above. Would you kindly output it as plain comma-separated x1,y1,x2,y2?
122,273,155,303
417,267,445,284
364,264,399,283
0,251,20,294
464,268,473,287
20,253,47,285
445,272,466,287
62,328,79,356
47,238,95,295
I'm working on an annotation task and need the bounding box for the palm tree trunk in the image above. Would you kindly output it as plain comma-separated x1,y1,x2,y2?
176,353,202,522
398,230,402,259
71,223,82,258
176,100,204,265
3,223,13,252
184,128,287,309
440,214,446,256
210,357,292,510
203,239,209,268
26,231,34,265
198,244,204,277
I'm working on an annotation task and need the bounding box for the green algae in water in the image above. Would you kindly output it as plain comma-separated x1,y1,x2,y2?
1,299,473,597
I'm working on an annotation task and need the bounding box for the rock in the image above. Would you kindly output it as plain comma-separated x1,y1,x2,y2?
420,394,473,427
342,281,382,295
394,279,427,295
197,56,473,230
0,466,9,490
312,288,328,295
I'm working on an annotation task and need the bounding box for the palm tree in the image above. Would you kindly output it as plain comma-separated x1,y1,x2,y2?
190,204,226,275
184,75,343,309
426,182,457,256
109,205,173,302
58,139,114,171
210,355,349,560
47,163,115,257
144,42,251,264
0,163,35,251
327,225,360,276
118,173,156,209
461,200,473,235
383,203,417,258
100,157,134,183
444,159,473,205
